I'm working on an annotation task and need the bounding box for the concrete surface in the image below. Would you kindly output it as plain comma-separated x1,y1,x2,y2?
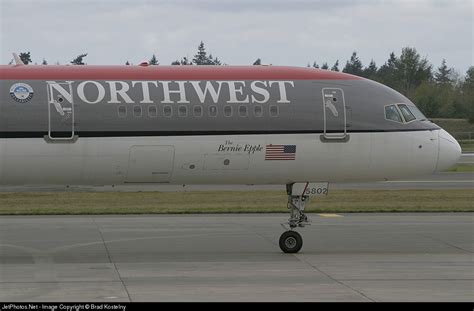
0,214,472,302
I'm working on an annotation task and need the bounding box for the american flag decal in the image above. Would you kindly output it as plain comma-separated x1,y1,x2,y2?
265,144,296,160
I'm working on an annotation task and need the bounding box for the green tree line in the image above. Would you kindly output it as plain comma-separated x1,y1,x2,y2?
310,48,473,123
11,43,474,122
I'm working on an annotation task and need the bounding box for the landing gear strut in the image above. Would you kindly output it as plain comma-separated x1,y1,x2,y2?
279,182,328,253
279,184,309,253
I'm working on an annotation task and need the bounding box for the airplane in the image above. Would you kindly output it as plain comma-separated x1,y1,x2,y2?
0,55,461,253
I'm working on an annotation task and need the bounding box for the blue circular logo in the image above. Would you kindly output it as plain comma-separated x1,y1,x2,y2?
10,83,34,103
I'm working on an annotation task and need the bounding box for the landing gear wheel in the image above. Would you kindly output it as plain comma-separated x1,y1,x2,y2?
279,231,303,253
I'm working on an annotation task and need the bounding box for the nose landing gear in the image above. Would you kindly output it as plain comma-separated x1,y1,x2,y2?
279,182,328,253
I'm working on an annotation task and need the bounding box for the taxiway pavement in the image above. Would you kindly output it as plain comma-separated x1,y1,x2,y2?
0,214,472,302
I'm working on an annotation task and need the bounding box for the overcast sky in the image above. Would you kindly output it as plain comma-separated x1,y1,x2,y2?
0,0,472,74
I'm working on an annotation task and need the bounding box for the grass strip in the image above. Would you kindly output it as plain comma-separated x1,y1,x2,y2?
446,164,474,172
0,189,472,215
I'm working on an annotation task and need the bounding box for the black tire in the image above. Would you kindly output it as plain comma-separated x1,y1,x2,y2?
279,231,303,253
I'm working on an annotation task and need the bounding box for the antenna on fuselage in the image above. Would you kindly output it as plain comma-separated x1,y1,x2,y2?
12,53,25,66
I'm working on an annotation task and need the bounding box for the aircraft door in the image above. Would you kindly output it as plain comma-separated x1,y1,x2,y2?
47,82,75,140
126,146,175,183
322,88,347,140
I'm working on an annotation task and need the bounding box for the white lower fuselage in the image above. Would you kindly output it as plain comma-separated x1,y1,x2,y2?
0,130,444,186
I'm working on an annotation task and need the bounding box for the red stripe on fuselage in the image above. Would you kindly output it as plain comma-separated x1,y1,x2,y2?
0,65,362,81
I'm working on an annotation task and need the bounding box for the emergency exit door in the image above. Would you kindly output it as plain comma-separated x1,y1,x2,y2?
322,88,347,140
47,82,75,140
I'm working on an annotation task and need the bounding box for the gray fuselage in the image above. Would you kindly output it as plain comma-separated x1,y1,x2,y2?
0,65,438,137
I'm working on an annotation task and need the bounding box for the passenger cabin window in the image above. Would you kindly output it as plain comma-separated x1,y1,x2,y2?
133,105,142,117
178,105,188,117
164,105,172,117
269,105,279,117
209,105,218,117
148,105,157,117
398,104,416,122
385,105,403,123
193,106,203,117
254,105,263,117
224,105,232,117
118,105,127,117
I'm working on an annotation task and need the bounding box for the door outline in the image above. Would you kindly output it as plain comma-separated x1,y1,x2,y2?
125,145,175,183
322,87,347,140
47,81,75,141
